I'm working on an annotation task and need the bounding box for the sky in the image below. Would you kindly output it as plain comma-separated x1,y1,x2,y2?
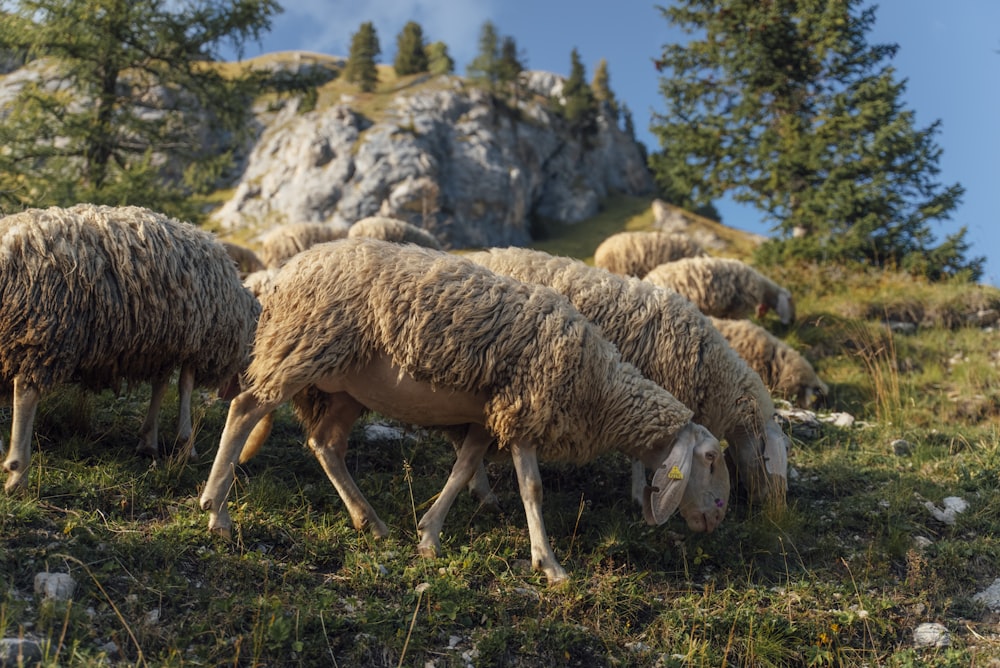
227,0,1000,287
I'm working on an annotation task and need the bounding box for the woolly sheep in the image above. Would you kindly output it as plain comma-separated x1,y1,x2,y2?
347,216,443,250
710,317,828,408
466,247,789,508
644,256,796,325
0,204,260,492
593,230,707,277
220,240,265,277
257,222,347,268
199,237,729,584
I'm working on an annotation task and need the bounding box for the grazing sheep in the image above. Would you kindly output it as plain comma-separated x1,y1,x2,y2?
257,222,347,268
467,247,789,508
199,237,729,584
593,230,707,277
347,216,443,250
710,317,828,408
644,256,796,325
220,240,265,277
0,204,260,492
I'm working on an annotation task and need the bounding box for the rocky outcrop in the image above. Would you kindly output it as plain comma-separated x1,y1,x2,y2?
212,64,654,248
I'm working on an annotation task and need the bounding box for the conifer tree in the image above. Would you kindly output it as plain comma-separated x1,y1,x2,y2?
426,41,454,75
591,58,618,120
466,20,501,92
344,21,381,93
0,0,281,219
561,48,598,140
393,21,428,76
651,0,980,279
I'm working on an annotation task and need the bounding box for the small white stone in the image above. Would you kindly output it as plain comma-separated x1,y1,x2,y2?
33,572,76,601
913,622,950,647
973,577,1000,612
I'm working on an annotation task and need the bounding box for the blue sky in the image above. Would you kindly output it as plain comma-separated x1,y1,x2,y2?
232,1,1000,286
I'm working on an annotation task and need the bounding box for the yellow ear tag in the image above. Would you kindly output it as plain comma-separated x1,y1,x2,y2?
720,442,729,450
668,466,684,480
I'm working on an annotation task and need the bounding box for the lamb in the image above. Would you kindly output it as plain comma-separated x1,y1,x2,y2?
593,230,707,277
0,204,260,492
347,216,443,250
466,247,789,508
257,222,347,268
199,237,730,584
709,317,829,408
643,256,796,325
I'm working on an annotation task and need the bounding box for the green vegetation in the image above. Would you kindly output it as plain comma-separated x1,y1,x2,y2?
649,0,981,281
1,197,998,666
344,21,381,93
393,21,429,77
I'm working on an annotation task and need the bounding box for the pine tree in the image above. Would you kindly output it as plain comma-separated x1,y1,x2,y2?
591,58,618,120
0,0,281,219
466,21,501,93
393,21,428,76
344,21,381,93
497,36,524,85
426,41,454,75
561,48,598,141
651,0,980,279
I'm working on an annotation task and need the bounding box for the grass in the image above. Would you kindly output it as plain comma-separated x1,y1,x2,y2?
2,198,1000,666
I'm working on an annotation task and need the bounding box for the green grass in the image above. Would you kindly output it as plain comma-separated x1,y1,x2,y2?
2,198,1000,665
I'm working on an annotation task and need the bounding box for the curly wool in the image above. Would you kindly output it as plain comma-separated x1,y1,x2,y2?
643,256,791,321
347,216,443,250
709,318,828,408
593,231,706,277
257,222,347,268
466,247,774,443
221,241,265,277
246,238,693,463
0,203,260,393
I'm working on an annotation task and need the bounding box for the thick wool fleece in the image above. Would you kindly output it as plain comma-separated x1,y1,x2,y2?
257,222,347,268
347,216,443,250
466,247,775,443
0,203,260,393
643,256,788,320
593,230,707,277
245,237,693,463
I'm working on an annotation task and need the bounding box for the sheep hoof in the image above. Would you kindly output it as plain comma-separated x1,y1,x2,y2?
3,471,26,494
416,541,440,559
209,524,232,541
135,441,159,459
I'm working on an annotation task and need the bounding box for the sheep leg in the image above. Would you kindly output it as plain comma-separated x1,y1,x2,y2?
417,423,493,557
200,390,277,538
307,393,390,538
175,365,197,459
239,411,274,464
136,373,169,458
466,460,500,509
509,440,568,585
630,458,647,508
3,377,40,493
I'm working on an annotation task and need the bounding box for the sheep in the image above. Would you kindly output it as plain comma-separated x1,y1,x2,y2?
466,247,789,509
220,240,265,278
593,230,707,277
643,256,796,325
0,203,260,492
347,216,443,250
257,222,347,268
709,317,828,409
199,237,730,585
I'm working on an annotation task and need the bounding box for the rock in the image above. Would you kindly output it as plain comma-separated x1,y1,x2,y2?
33,572,76,601
973,578,1000,612
0,638,43,667
891,439,912,456
923,496,968,525
912,622,950,648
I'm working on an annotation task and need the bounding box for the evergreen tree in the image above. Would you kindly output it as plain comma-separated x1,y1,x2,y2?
426,41,454,75
0,0,281,220
591,58,618,120
497,36,524,85
466,20,500,92
651,0,980,280
561,48,598,140
344,21,381,93
393,20,428,76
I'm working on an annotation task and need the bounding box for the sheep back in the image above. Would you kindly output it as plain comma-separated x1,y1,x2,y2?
257,222,348,268
644,256,775,320
593,231,707,277
0,204,260,392
348,216,443,250
246,238,693,463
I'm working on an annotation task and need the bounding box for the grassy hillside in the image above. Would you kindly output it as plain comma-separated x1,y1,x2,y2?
0,197,998,666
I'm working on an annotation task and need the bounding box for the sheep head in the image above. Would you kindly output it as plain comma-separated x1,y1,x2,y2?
642,423,729,532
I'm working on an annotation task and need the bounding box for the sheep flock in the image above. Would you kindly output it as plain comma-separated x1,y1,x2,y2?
0,207,829,585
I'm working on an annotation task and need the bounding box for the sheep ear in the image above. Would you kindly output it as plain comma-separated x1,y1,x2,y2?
642,444,693,526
